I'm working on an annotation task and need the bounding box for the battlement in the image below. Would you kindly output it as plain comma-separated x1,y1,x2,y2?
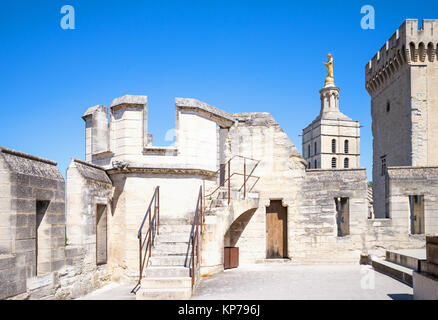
365,19,438,96
82,95,236,170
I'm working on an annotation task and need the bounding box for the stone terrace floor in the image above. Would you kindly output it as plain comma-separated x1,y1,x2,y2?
77,264,413,300
191,264,413,300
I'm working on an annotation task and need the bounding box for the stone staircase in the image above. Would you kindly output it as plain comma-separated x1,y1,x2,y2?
136,187,258,299
205,187,259,212
372,249,426,286
136,219,194,300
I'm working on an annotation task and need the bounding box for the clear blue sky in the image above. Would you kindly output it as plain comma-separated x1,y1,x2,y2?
1,0,437,180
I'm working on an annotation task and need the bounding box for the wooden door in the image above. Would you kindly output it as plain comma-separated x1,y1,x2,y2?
266,200,287,258
96,204,107,265
410,195,424,234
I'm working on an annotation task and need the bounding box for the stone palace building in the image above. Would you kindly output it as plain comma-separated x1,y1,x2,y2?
1,19,438,300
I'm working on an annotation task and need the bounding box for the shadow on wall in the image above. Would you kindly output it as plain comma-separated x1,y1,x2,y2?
110,175,126,217
224,208,257,247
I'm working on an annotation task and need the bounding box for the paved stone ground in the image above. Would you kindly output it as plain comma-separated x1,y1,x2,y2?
76,282,136,300
191,264,413,300
76,264,413,300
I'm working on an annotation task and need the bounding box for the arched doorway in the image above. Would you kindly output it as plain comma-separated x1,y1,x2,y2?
266,200,287,258
223,208,257,268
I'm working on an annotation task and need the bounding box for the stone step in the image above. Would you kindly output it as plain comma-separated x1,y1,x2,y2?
156,233,190,243
160,224,193,233
141,277,192,289
159,217,193,225
209,199,229,207
372,258,414,286
386,249,426,271
152,243,189,255
145,266,191,278
136,287,192,300
148,255,189,267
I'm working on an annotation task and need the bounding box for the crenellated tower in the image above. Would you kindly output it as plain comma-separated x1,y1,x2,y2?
365,19,438,218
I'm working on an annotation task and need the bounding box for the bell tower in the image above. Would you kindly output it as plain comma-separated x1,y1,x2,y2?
302,54,361,170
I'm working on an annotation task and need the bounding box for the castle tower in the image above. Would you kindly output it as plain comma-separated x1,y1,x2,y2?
365,19,438,218
302,55,361,170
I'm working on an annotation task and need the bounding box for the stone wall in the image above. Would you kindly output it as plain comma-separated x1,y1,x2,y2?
297,168,369,262
65,159,113,287
387,166,438,235
108,170,216,282
0,150,112,300
0,147,65,299
220,112,307,264
86,96,235,173
366,19,438,218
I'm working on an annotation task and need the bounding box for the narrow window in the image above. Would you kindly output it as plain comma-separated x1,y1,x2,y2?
331,139,336,153
386,102,390,112
331,157,337,168
381,157,387,176
308,145,310,158
314,142,317,155
335,197,350,237
314,159,317,168
344,158,349,168
344,140,349,154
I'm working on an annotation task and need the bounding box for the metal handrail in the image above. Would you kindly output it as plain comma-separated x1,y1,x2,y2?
132,186,160,293
185,186,204,288
205,155,260,204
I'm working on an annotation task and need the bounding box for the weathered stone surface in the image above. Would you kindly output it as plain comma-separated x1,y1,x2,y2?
366,19,438,218
426,237,438,265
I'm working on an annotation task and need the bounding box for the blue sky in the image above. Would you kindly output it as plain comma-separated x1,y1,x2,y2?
1,0,437,180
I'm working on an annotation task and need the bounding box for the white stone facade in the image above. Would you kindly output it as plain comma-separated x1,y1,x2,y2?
302,83,360,170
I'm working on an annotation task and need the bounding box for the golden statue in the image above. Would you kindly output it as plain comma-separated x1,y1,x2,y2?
323,53,334,86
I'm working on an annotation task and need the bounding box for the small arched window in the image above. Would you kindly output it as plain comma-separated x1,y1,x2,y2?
344,140,349,154
331,157,337,168
410,42,416,62
419,42,425,62
314,142,317,155
344,158,349,169
386,102,390,112
332,139,336,153
314,159,317,169
427,43,434,62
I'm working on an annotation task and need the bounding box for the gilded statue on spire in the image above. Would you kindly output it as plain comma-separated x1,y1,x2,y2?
323,53,334,86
